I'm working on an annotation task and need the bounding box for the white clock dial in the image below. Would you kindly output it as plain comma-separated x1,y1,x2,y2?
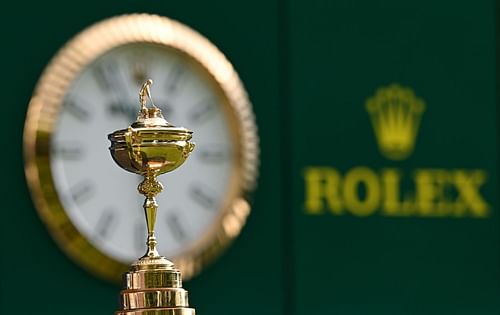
50,44,234,263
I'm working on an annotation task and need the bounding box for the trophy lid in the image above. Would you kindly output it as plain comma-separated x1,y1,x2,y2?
109,79,192,138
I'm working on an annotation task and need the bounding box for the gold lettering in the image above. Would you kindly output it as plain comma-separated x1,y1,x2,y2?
414,169,451,217
303,167,343,215
433,170,454,216
343,167,380,216
453,170,489,217
303,166,490,218
381,168,404,216
414,170,433,215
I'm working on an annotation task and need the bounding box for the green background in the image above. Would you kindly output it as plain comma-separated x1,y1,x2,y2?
1,1,498,314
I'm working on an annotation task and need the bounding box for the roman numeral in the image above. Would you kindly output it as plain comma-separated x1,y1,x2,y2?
52,143,83,160
93,62,130,108
95,208,117,238
166,213,187,242
107,101,137,121
93,62,120,91
64,98,90,121
166,63,185,93
70,180,94,205
188,100,216,124
197,145,228,163
190,184,217,209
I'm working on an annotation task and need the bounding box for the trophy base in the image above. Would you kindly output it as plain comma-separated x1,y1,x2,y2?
117,256,195,315
116,307,195,315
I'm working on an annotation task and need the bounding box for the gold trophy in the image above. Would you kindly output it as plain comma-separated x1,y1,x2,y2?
108,80,196,315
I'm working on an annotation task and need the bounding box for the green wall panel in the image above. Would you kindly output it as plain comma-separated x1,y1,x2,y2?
290,1,499,314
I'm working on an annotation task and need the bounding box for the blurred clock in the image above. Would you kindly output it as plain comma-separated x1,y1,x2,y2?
23,14,259,282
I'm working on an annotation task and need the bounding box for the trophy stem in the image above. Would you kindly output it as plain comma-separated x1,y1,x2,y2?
138,171,164,258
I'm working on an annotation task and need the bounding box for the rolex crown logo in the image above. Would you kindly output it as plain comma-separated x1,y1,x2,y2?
366,84,425,160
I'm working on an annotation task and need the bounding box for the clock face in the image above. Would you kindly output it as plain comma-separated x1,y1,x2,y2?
51,43,234,262
24,14,258,282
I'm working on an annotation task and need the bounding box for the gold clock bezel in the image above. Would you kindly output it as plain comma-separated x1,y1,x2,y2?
23,13,259,282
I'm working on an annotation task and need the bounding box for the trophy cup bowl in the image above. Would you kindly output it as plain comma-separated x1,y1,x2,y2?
108,125,195,176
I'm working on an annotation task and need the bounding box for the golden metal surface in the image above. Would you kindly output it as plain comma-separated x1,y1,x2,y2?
111,81,195,315
23,13,260,282
109,80,195,260
118,261,195,315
